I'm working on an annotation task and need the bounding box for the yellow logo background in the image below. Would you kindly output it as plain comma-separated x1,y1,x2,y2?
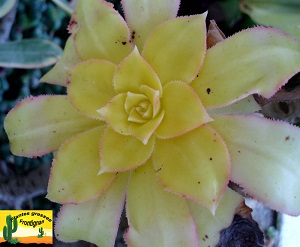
0,210,53,244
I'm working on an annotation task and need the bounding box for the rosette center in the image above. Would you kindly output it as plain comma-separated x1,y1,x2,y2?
125,84,161,124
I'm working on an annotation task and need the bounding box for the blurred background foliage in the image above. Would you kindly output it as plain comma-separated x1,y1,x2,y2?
0,0,299,246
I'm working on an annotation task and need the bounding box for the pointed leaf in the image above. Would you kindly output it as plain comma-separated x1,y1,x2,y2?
188,188,243,247
121,0,180,50
191,27,300,108
142,13,207,85
240,0,300,38
131,110,164,144
207,95,261,115
52,0,73,15
114,47,162,94
98,93,131,136
40,37,80,86
0,0,16,18
0,39,62,69
68,60,117,119
71,0,133,64
210,114,300,215
153,126,230,212
125,161,198,247
47,127,115,204
55,172,129,247
99,127,155,173
155,81,212,138
4,95,100,157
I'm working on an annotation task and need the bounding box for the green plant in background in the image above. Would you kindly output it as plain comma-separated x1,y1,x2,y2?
240,0,300,38
0,39,62,69
0,0,17,18
37,227,44,238
3,215,18,243
0,1,64,69
0,0,69,211
51,0,74,15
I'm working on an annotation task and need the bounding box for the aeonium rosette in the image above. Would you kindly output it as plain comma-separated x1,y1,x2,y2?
4,0,300,246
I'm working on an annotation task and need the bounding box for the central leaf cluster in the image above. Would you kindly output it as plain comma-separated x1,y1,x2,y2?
125,85,161,124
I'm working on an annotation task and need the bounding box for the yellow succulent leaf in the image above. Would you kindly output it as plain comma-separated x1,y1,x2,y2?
47,127,115,203
40,37,81,86
113,47,162,94
188,188,243,247
207,95,261,115
130,110,164,144
210,114,300,215
99,127,155,173
142,13,207,85
55,172,129,246
125,161,198,247
122,0,180,50
153,125,230,213
71,0,133,64
68,59,117,119
98,93,131,136
155,81,212,138
4,95,100,157
191,27,300,109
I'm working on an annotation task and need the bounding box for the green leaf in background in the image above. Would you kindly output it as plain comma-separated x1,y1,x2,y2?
0,39,62,69
219,0,242,28
239,0,300,38
0,0,16,18
51,0,74,15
